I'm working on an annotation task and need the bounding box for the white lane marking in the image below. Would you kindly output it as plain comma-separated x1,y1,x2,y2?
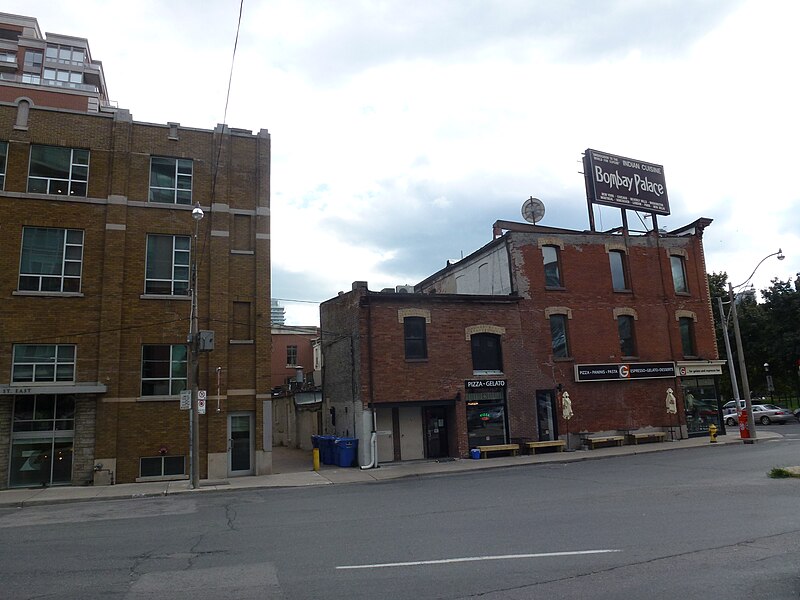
337,549,621,570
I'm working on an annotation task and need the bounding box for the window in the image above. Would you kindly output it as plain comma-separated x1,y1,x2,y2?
404,316,428,360
549,314,570,358
12,395,74,431
609,250,628,291
141,345,187,396
542,245,563,287
286,345,298,366
679,317,696,356
145,234,190,295
18,227,84,293
45,44,84,65
21,73,40,84
24,49,43,68
140,455,185,478
28,145,89,196
12,345,76,383
0,140,7,189
471,333,503,373
149,157,193,204
617,315,637,357
0,50,14,63
671,255,688,293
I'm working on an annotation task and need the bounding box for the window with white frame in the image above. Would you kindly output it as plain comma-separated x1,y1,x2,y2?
21,73,41,84
0,50,15,64
12,344,76,383
18,227,84,293
141,345,187,396
149,157,193,204
145,234,190,295
0,140,7,189
286,345,298,366
28,145,89,196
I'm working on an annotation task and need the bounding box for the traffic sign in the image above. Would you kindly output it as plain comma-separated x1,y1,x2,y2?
198,390,207,415
179,390,191,410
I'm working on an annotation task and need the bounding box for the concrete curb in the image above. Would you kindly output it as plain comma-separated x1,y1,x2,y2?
0,432,782,509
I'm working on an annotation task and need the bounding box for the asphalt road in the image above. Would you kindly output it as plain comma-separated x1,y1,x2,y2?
2,423,800,599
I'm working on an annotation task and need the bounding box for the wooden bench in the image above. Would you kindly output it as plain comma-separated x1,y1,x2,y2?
626,431,667,445
523,440,566,454
586,435,625,449
476,443,520,458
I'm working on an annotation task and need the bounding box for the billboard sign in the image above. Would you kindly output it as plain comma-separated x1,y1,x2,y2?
584,149,670,215
575,362,676,382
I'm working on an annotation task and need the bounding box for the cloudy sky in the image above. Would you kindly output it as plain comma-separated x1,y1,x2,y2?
10,0,799,324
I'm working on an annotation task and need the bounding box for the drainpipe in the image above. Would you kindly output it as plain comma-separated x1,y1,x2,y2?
361,293,379,469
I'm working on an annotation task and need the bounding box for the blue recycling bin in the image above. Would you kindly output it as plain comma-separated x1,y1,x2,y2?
335,437,359,468
311,435,320,449
470,448,481,460
319,435,336,465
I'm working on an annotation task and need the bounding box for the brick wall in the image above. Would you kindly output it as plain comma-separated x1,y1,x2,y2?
0,102,270,486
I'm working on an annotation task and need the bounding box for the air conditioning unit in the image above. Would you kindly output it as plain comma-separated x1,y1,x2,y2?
396,285,415,294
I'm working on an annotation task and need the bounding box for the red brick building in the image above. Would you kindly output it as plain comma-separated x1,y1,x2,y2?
0,14,271,488
320,218,722,465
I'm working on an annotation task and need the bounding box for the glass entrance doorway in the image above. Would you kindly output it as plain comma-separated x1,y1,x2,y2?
536,390,558,441
228,412,254,476
10,395,74,487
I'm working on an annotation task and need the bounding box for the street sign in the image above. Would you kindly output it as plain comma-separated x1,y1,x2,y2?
198,390,207,414
179,390,191,410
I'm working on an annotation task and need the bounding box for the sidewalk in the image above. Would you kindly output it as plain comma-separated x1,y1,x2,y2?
0,432,781,508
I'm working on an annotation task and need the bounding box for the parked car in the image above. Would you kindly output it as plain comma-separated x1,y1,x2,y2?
794,408,800,422
724,404,791,426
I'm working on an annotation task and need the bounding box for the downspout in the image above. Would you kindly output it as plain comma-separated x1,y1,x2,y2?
361,293,379,469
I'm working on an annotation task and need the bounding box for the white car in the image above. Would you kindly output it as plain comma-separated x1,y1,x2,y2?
723,404,791,426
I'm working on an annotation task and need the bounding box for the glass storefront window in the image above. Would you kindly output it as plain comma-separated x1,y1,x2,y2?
466,390,508,447
10,395,74,487
682,377,721,435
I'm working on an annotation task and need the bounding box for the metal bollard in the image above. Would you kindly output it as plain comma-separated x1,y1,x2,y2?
313,447,320,471
709,424,718,443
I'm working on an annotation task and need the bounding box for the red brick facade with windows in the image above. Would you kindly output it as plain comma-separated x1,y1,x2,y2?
321,219,720,465
0,98,271,488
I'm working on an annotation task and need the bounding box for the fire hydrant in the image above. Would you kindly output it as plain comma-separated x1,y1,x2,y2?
709,423,718,443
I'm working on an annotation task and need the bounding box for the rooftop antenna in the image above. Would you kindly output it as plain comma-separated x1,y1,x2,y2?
521,196,545,224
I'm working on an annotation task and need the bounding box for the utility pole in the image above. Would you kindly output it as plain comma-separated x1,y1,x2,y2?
729,283,756,441
189,203,204,488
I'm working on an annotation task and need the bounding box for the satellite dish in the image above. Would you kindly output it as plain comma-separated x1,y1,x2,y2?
521,196,545,223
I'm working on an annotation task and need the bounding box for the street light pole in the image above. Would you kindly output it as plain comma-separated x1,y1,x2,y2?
725,248,785,442
189,203,204,489
728,282,756,441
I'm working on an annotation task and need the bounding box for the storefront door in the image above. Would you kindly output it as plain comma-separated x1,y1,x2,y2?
424,407,449,458
228,412,254,476
9,395,74,488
